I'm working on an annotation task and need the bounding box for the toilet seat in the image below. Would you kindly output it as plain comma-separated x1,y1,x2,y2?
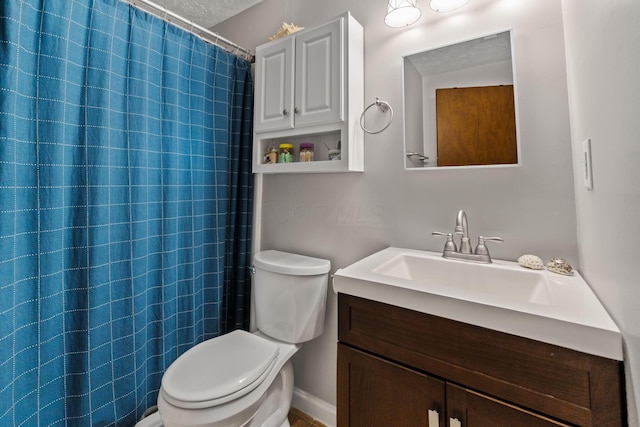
161,330,280,409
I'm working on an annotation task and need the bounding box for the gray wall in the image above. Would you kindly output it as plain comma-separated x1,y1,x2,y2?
403,60,424,167
561,1,640,425
216,0,578,411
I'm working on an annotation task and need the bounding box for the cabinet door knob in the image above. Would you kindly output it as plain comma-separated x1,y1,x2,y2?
449,417,462,427
428,409,440,427
282,109,289,116
294,107,300,114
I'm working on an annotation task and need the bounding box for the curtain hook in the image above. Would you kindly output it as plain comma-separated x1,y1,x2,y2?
189,19,194,34
162,6,169,22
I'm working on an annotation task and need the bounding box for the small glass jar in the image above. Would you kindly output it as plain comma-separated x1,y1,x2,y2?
264,146,278,164
278,143,294,163
299,143,314,162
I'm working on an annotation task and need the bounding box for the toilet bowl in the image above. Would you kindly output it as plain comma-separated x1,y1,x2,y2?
135,250,330,427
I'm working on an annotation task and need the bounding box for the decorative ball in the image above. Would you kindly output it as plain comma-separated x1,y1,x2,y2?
546,258,574,276
518,254,544,270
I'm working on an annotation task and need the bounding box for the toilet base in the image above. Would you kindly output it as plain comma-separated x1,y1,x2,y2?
136,360,295,427
136,412,291,427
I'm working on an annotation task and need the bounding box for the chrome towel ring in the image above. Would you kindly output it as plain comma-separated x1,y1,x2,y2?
360,97,394,134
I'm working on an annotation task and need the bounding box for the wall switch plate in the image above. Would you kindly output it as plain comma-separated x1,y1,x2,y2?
582,138,593,190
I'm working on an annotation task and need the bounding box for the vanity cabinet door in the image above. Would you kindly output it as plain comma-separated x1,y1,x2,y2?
446,383,572,427
338,343,445,427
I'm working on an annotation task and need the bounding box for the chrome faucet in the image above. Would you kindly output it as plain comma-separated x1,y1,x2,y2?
432,210,503,263
454,210,472,254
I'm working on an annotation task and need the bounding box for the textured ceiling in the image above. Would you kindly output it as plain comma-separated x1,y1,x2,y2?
148,0,263,28
407,31,512,77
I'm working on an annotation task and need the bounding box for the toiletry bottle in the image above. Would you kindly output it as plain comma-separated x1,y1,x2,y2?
299,143,314,162
279,143,294,163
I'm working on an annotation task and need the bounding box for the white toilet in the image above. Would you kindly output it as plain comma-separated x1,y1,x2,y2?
136,250,331,427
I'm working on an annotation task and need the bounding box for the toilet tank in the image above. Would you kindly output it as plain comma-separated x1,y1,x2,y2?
252,250,331,343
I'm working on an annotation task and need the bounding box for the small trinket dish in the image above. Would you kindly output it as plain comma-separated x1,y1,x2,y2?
546,257,574,276
518,254,544,270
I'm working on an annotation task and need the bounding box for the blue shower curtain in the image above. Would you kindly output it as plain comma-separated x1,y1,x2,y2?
0,0,254,425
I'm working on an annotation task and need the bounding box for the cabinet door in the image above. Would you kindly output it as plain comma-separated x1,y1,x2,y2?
254,37,295,133
294,18,343,128
446,383,571,427
338,344,445,427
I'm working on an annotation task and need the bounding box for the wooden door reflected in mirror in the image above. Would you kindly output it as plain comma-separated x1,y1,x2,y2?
436,85,517,167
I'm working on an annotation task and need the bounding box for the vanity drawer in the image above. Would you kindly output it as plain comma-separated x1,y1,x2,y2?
338,294,625,427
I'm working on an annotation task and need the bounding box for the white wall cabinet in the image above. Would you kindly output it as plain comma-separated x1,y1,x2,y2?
254,19,341,132
253,13,364,174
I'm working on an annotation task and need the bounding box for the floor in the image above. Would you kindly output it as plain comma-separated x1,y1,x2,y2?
288,408,327,427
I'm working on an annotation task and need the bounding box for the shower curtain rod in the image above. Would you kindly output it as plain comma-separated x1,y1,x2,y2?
125,0,255,62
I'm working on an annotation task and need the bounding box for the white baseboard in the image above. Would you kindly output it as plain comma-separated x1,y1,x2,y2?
291,387,336,427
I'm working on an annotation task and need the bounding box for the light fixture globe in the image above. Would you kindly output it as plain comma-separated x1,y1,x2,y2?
385,0,422,27
429,0,470,12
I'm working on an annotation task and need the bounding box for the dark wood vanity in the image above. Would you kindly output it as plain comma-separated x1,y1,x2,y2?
337,294,626,426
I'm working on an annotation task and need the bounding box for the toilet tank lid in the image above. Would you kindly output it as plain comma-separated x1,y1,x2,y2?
253,250,331,276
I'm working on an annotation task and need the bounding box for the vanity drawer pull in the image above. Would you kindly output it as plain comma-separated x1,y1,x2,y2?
428,409,440,427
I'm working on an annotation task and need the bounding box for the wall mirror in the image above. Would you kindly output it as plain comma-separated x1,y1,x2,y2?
403,30,520,169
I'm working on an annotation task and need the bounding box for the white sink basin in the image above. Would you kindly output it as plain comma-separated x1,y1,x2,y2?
373,252,553,306
333,247,622,360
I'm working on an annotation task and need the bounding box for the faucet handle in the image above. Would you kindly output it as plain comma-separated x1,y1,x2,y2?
479,236,504,243
475,236,503,256
432,232,457,252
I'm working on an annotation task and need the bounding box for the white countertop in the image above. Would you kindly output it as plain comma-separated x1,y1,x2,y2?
333,247,622,360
